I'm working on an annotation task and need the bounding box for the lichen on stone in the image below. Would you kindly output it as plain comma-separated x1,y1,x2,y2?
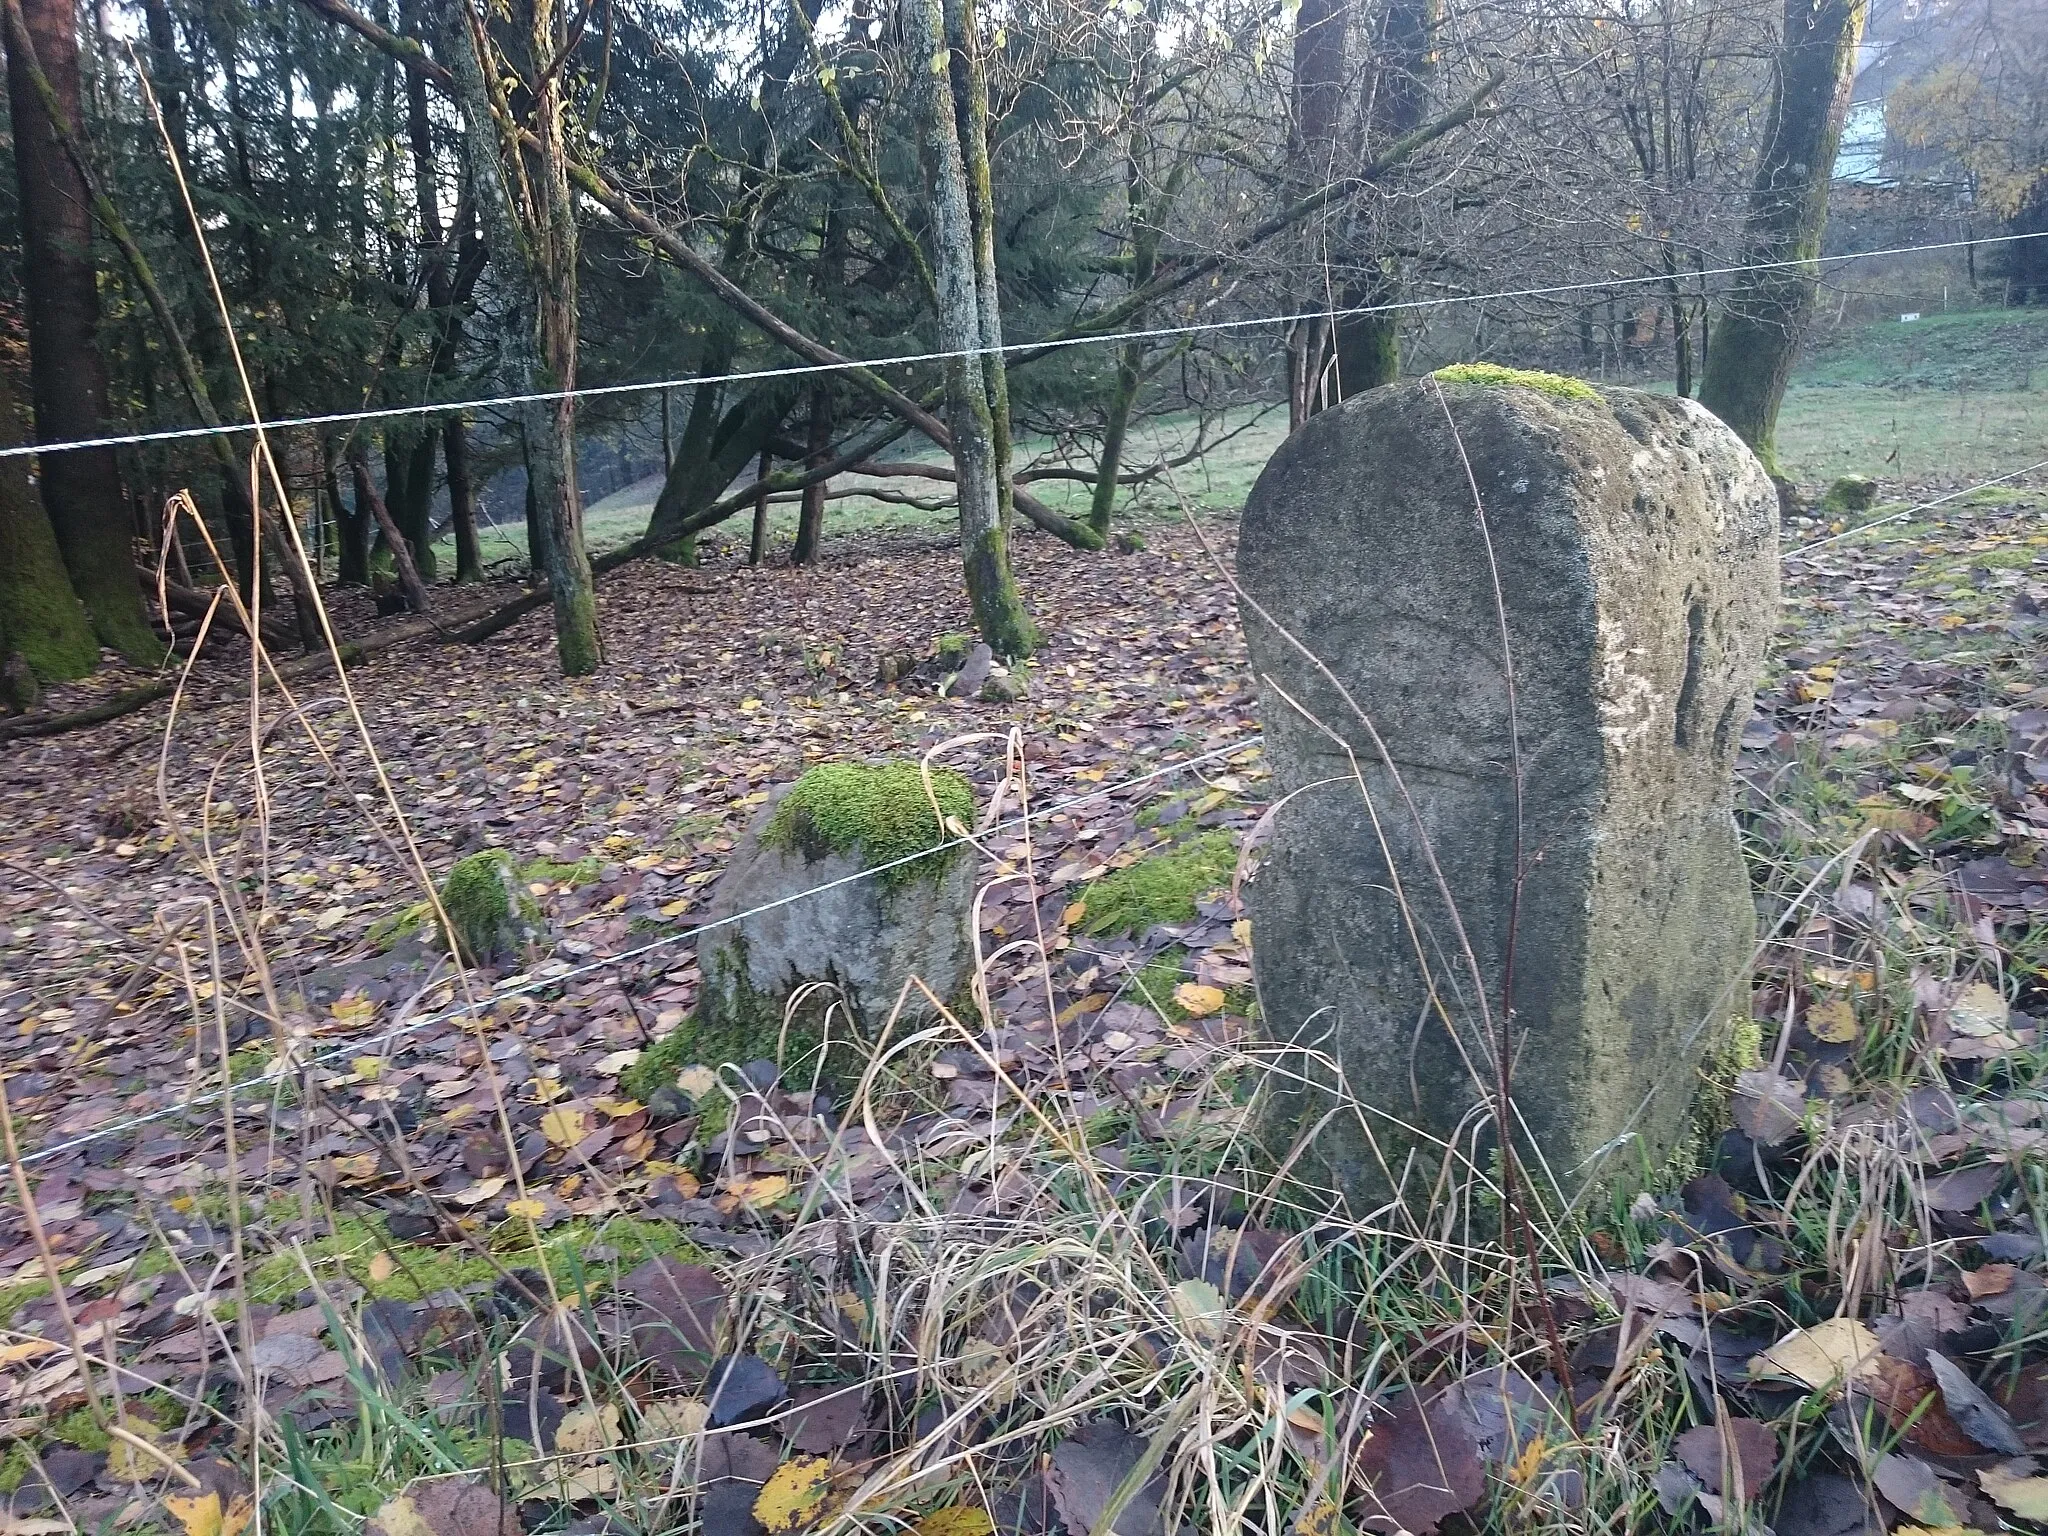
437,849,543,963
762,762,975,889
1430,363,1600,403
1080,830,1238,937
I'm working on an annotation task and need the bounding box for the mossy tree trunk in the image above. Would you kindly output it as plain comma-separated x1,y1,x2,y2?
0,372,98,682
3,0,155,663
910,0,1038,660
1698,0,1867,474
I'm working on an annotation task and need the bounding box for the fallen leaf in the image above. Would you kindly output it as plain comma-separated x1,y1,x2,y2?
1927,1352,2025,1455
366,1477,521,1536
1805,997,1859,1044
706,1354,786,1427
1353,1390,1486,1534
1732,1069,1807,1147
1755,1318,1881,1392
1672,1417,1779,1501
1172,983,1225,1018
1982,1459,2048,1519
542,1107,592,1147
1871,1453,1963,1529
915,1509,995,1536
505,1198,549,1222
368,1251,397,1285
447,1176,506,1206
165,1493,254,1536
1949,983,2009,1037
556,1403,622,1456
1046,1419,1167,1536
754,1456,835,1533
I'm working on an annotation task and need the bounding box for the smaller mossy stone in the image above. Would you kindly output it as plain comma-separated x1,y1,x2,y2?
1822,474,1879,516
763,762,975,889
932,633,975,670
438,850,543,964
1430,362,1599,402
1080,830,1238,937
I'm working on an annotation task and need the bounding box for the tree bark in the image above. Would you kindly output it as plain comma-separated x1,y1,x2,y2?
0,371,99,681
750,447,772,566
445,415,481,581
4,0,153,661
349,446,433,612
792,385,831,564
1698,0,1867,473
326,443,370,586
909,0,1037,658
1286,0,1345,424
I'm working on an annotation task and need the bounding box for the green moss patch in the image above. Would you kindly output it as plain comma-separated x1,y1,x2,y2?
437,850,543,963
763,762,974,888
521,856,602,888
1430,363,1599,403
247,1213,707,1305
620,1009,842,1107
1821,474,1879,516
1080,831,1237,937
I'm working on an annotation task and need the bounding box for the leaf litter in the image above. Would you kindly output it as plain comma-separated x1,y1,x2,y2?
4,484,2048,1530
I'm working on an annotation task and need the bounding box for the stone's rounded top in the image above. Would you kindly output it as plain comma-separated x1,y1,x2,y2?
763,761,975,885
1428,362,1600,403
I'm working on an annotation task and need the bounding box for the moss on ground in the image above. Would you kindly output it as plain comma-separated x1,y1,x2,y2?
247,1213,707,1305
1431,363,1600,403
620,1009,834,1109
1822,474,1879,516
521,856,602,888
763,762,974,889
437,850,542,963
1080,831,1238,937
0,1443,27,1493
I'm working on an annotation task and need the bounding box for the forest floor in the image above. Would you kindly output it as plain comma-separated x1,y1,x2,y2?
1,367,2048,1530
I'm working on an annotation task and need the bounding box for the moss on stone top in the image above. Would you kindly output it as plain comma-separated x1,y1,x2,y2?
1430,363,1599,403
1079,830,1238,937
763,762,975,887
439,850,543,963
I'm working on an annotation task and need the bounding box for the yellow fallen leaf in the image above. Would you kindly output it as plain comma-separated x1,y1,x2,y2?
1174,983,1226,1018
1754,1317,1881,1391
556,1403,622,1456
505,1197,549,1222
448,1176,506,1206
1060,900,1087,927
0,1339,60,1366
352,1057,384,1081
542,1107,592,1147
915,1509,995,1536
1981,1461,2048,1519
1231,918,1252,947
1805,998,1858,1044
754,1456,835,1533
730,1174,790,1207
740,698,762,713
165,1492,255,1536
1506,1435,1549,1487
368,1251,397,1285
639,1397,710,1440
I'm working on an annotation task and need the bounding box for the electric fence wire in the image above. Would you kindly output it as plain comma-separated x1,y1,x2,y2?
1,230,2042,463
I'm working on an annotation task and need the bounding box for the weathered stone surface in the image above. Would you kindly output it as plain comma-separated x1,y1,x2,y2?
1237,375,1777,1200
696,763,976,1041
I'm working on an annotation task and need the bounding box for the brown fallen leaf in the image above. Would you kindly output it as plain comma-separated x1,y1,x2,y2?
1671,1417,1778,1502
1353,1390,1486,1535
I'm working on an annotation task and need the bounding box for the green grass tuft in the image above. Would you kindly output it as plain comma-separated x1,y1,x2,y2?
763,762,975,889
1430,362,1600,402
1080,830,1238,937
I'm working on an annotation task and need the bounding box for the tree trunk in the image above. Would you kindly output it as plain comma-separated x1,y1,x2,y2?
0,371,99,681
1330,0,1434,399
443,0,600,674
349,446,432,612
1698,0,1867,473
792,385,831,565
749,447,772,566
4,0,153,661
328,444,370,585
1286,0,1345,424
909,0,1037,658
446,414,481,581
